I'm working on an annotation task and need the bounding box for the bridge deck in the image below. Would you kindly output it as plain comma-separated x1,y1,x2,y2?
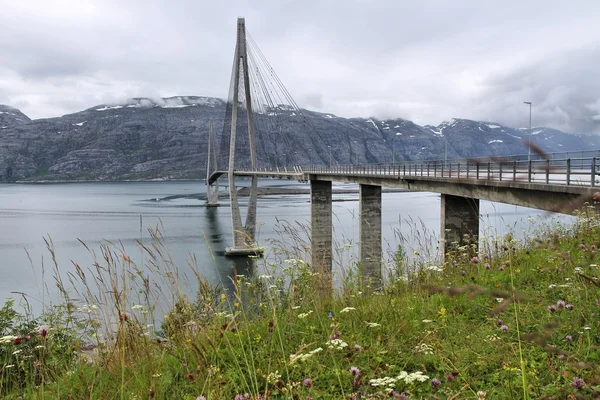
209,155,599,213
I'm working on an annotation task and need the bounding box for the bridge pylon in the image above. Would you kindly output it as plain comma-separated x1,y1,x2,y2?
224,17,261,256
206,118,220,207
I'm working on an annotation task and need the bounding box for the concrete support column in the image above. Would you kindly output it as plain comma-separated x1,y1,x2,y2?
206,184,219,207
359,184,382,289
441,194,480,263
310,180,332,291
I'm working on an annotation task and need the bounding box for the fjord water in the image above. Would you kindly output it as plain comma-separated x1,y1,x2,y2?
0,180,568,308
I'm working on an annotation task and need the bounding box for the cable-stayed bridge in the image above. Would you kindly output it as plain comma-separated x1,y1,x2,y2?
206,18,600,290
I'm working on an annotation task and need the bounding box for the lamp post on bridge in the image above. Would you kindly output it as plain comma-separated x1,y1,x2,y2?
524,101,532,162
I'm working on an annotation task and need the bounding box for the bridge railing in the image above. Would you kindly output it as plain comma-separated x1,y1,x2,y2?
297,156,599,187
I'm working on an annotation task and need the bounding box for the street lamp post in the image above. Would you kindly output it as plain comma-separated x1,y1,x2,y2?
524,101,532,161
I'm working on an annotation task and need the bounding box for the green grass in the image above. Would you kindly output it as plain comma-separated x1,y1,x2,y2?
1,207,600,399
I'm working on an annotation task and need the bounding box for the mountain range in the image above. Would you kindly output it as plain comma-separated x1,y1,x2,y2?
1,96,598,182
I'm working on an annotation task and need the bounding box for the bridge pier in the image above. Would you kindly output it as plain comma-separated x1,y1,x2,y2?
440,194,480,263
206,118,220,207
310,180,332,291
359,184,382,288
206,184,219,207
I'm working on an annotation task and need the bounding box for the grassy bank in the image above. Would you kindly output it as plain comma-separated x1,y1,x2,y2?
1,207,599,399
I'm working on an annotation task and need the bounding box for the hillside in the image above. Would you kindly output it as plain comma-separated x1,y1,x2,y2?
0,96,598,181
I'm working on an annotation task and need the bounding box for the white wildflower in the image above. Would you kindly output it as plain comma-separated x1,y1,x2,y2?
414,343,434,355
0,335,16,344
326,339,348,350
365,322,381,328
422,319,433,323
403,371,429,383
486,334,500,342
297,310,313,319
369,376,397,387
266,371,281,384
340,307,356,313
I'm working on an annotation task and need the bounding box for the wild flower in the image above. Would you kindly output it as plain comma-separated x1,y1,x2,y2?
574,267,583,274
572,376,585,389
556,300,565,309
398,370,429,383
265,371,281,384
431,378,441,388
303,377,313,388
196,397,206,400
369,376,397,387
422,319,433,323
414,343,434,355
326,339,348,350
445,373,454,381
234,395,244,400
486,334,500,341
477,391,487,399
505,260,510,266
289,351,315,364
12,336,22,345
354,344,362,351
365,322,381,328
328,311,333,318
566,335,573,342
500,325,508,332
297,311,313,319
578,243,586,250
496,319,503,326
566,304,574,310
498,266,505,271
0,335,16,344
340,307,356,313
461,270,466,276
349,366,360,376
471,256,479,263
484,263,491,269
547,305,557,313
38,326,49,337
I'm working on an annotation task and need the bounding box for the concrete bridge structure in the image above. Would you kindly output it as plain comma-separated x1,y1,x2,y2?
207,17,600,289
209,155,600,288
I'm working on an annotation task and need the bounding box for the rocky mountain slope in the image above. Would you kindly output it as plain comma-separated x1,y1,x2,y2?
0,96,598,182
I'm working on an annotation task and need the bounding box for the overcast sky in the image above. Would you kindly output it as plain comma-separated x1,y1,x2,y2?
1,0,599,132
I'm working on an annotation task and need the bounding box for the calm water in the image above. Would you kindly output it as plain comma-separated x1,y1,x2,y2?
0,180,570,310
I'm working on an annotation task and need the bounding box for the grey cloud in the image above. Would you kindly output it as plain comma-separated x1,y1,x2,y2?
0,0,599,134
476,47,600,133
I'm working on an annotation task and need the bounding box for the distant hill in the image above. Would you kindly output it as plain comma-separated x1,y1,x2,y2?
0,96,598,182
